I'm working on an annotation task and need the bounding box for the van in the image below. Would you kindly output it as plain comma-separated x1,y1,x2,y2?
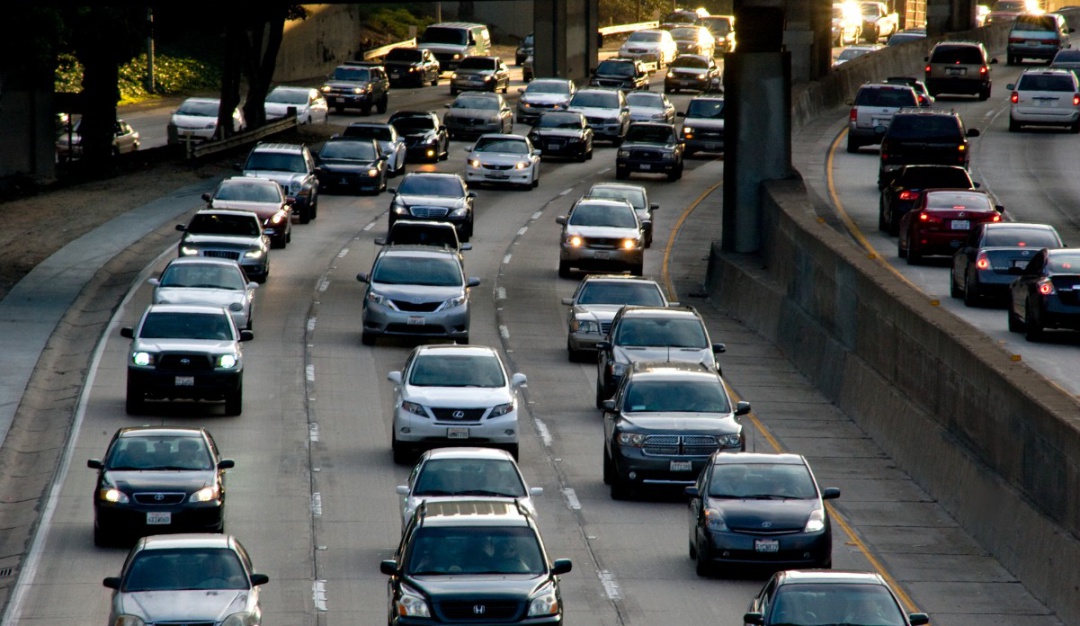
417,22,491,71
1007,13,1073,65
924,41,996,99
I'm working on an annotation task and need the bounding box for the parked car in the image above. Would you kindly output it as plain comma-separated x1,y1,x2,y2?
314,137,389,195
201,176,292,249
618,29,678,68
744,570,929,626
464,133,541,190
341,121,408,176
1007,12,1073,65
167,97,245,145
383,46,441,87
846,82,921,152
1007,247,1080,340
527,111,594,161
581,182,659,247
567,88,631,144
878,164,976,236
678,96,726,156
176,209,272,283
55,118,140,159
516,78,576,125
388,172,476,241
263,85,328,125
924,41,996,99
148,256,258,331
616,122,685,181
388,110,450,163
1007,68,1080,132
443,92,513,140
588,57,650,91
859,1,899,42
562,274,670,360
664,54,723,94
450,55,510,95
239,141,320,223
626,91,676,123
556,198,644,278
320,61,389,114
951,222,1063,305
898,189,1004,264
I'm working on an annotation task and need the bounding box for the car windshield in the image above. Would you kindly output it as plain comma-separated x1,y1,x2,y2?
266,89,309,105
458,57,497,71
1013,15,1056,30
330,66,370,82
1048,251,1080,272
899,168,971,188
708,462,817,499
626,93,664,108
925,191,992,211
770,584,906,626
344,125,393,141
406,527,545,575
420,26,468,45
1017,73,1075,91
186,213,261,236
669,27,699,39
663,12,696,24
473,137,529,154
570,92,619,108
628,31,664,42
861,3,883,17
568,203,638,228
537,113,583,129
397,175,464,197
371,255,463,286
623,379,731,413
886,115,962,140
701,17,731,35
408,353,506,387
391,115,436,133
320,140,378,160
930,45,983,64
671,56,710,69
123,548,248,592
614,316,708,348
624,125,675,143
887,32,924,45
159,263,246,290
527,80,571,94
139,311,234,340
577,281,665,306
386,47,423,62
452,95,499,110
586,186,646,210
983,228,1061,248
176,100,218,117
414,458,526,496
686,99,724,118
596,60,636,76
106,435,213,471
214,180,282,204
244,151,306,173
1054,49,1080,62
855,87,917,106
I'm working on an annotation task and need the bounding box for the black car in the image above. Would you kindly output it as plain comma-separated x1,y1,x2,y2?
664,54,723,94
878,164,976,235
516,33,534,65
389,111,450,163
602,363,749,499
878,107,980,189
314,137,389,195
686,452,839,575
380,499,572,626
383,46,440,87
527,111,594,161
615,122,685,181
1007,248,1080,340
589,58,650,91
388,172,476,241
320,61,390,114
745,570,930,626
678,96,725,157
88,427,234,546
952,223,1063,306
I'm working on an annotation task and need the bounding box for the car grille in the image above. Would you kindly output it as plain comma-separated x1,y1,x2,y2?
432,52,457,64
694,129,724,140
385,323,446,334
452,118,487,127
583,237,624,249
202,250,242,260
593,79,626,88
132,492,187,505
627,149,664,161
390,299,442,312
431,408,488,422
642,434,719,457
483,163,514,171
158,354,214,371
526,102,558,110
439,600,521,621
408,206,450,219
600,321,612,334
586,116,610,126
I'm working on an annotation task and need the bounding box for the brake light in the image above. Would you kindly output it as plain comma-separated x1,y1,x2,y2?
1074,94,1080,106
991,214,1002,222
1008,37,1024,44
925,65,931,74
976,253,990,270
899,190,919,201
850,107,857,122
1011,91,1018,103
980,65,988,75
1038,280,1055,295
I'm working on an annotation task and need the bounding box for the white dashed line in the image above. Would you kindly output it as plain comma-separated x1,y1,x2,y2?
599,571,621,600
363,222,377,231
312,492,323,516
306,364,315,382
307,317,317,332
534,418,552,447
562,488,581,510
337,248,349,258
309,423,319,443
319,279,330,292
517,226,528,236
598,167,612,174
503,253,513,265
532,211,543,220
497,287,507,300
559,187,573,196
313,580,328,611
984,110,994,117
499,325,510,339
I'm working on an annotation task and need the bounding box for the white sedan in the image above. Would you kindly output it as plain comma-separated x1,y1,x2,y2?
148,256,258,331
464,133,542,190
264,86,329,125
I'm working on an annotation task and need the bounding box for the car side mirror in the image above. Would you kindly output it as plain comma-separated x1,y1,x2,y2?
735,400,751,416
250,573,270,586
908,613,930,626
357,272,370,283
518,87,526,93
147,277,161,287
176,224,187,232
845,99,854,106
233,163,243,172
374,237,387,246
562,297,574,305
743,613,764,626
534,149,542,156
467,191,477,199
201,192,212,203
650,203,659,211
120,327,134,339
463,144,474,152
388,371,402,384
529,486,544,497
512,372,528,387
396,484,410,495
380,559,400,576
923,56,929,62
601,399,617,412
684,485,700,498
467,277,481,287
103,577,121,590
238,330,254,342
990,58,998,64
1006,83,1015,91
821,487,841,500
218,459,235,470
712,343,726,354
676,111,686,117
973,181,981,188
556,216,567,225
551,558,573,575
995,205,1005,213
597,341,611,350
87,459,103,469
461,243,473,251
444,103,451,108
966,128,980,137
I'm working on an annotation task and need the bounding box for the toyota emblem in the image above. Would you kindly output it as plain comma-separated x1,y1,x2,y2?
154,494,164,501
180,358,191,365
473,605,486,615
761,521,772,528
452,410,465,419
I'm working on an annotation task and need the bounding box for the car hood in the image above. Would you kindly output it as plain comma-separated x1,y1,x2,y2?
709,497,817,532
419,43,468,54
132,337,238,353
406,575,549,598
170,114,216,128
564,225,638,239
370,282,464,301
181,233,262,248
208,199,282,220
117,589,249,622
522,93,571,106
397,194,466,209
318,158,380,172
618,413,739,432
105,469,215,491
683,118,725,130
243,170,306,187
572,304,623,322
568,106,619,119
614,345,713,366
153,287,247,309
456,69,497,77
323,79,372,90
403,385,511,406
532,128,584,138
622,139,678,149
445,108,500,120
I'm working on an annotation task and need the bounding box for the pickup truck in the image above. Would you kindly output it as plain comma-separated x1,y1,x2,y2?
860,2,899,43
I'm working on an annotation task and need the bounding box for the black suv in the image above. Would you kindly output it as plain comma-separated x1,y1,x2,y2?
878,164,976,235
320,61,390,114
383,47,441,88
589,58,650,91
616,122,685,181
877,107,980,189
380,500,572,626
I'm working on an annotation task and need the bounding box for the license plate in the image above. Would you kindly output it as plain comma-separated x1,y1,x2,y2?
705,142,721,151
407,315,425,325
754,539,779,553
1012,259,1029,268
872,118,889,127
390,71,400,77
488,173,510,179
175,376,194,386
951,220,971,230
593,251,610,259
1027,40,1040,46
147,512,171,525
669,460,693,472
639,164,651,170
550,141,563,148
1036,99,1055,107
945,67,965,76
447,427,469,439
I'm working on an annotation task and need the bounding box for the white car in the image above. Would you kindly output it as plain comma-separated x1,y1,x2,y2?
625,91,676,123
264,86,329,125
167,97,246,144
618,29,678,68
395,447,543,531
387,344,527,462
55,118,140,159
148,257,259,332
464,133,542,189
1007,68,1080,133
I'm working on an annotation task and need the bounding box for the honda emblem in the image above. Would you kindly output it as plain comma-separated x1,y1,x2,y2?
473,605,486,615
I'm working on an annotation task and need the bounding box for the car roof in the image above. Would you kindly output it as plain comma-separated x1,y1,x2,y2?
416,500,532,527
401,171,463,180
710,451,806,466
117,426,209,438
378,245,460,259
628,121,675,128
580,274,660,284
619,305,700,318
163,256,244,269
983,222,1056,232
250,142,306,154
347,121,393,128
222,175,279,186
137,533,236,551
574,198,635,209
270,85,313,93
144,303,232,316
589,182,647,192
476,133,525,141
413,344,499,358
194,208,263,218
775,569,889,586
627,362,722,380
182,97,220,104
424,446,516,462
1019,68,1077,76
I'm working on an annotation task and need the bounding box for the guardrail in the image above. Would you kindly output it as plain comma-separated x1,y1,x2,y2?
598,21,659,37
184,113,298,160
363,38,417,60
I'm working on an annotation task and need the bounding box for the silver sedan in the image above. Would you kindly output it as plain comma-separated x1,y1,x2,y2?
149,256,258,331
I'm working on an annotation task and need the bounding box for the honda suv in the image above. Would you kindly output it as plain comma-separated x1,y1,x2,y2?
380,499,572,626
846,82,920,152
924,41,996,99
878,107,980,189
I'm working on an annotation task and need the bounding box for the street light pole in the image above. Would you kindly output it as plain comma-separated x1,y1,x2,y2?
145,7,155,94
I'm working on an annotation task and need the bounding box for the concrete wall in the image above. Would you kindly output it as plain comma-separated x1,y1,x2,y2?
274,4,367,84
705,22,1080,623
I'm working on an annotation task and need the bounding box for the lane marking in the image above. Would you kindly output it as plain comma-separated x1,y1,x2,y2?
309,423,320,443
503,253,513,265
559,187,574,196
313,580,327,611
363,222,377,231
337,248,349,258
598,570,621,600
497,287,507,300
534,418,552,447
562,488,581,510
319,279,330,292
532,211,544,220
307,317,316,332
662,181,723,299
306,364,315,382
312,492,323,516
499,325,510,339
517,226,529,236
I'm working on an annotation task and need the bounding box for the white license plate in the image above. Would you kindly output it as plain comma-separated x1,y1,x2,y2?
754,539,779,553
946,67,965,76
669,460,693,472
1036,99,1055,107
951,220,971,230
1012,259,1029,268
447,427,469,439
550,141,564,148
639,164,651,170
593,251,610,259
175,376,194,387
1027,40,1040,46
407,315,425,325
872,118,889,127
487,173,510,179
147,512,171,525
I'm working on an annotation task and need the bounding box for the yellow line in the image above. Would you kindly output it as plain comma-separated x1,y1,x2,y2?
662,181,723,301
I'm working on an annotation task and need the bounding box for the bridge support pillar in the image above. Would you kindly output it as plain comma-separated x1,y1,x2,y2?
533,0,599,84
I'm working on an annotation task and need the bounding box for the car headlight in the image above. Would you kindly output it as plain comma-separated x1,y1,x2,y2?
221,613,256,626
179,245,199,256
132,351,157,367
527,582,560,617
367,168,379,177
189,485,221,503
451,73,459,79
395,584,431,617
289,181,302,195
99,487,129,503
490,401,515,417
217,354,239,369
450,207,468,217
469,158,482,168
408,66,417,72
611,362,628,377
704,508,728,531
351,86,363,95
443,293,468,309
244,249,264,259
113,615,147,626
367,291,388,306
621,238,640,250
271,212,286,224
652,112,668,119
402,400,427,417
203,121,216,129
616,432,646,447
666,71,675,78
483,75,493,81
571,318,600,333
515,161,529,170
522,102,532,108
320,85,332,93
717,433,743,449
453,53,461,59
565,235,583,247
661,152,676,161
804,508,827,533
392,202,409,215
618,150,630,158
683,127,695,138
488,115,501,124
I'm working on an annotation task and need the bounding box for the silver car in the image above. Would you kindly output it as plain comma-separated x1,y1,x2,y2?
516,78,576,125
103,534,269,626
582,182,660,247
357,246,479,345
556,198,644,278
443,92,513,140
167,97,246,145
342,121,408,177
562,274,671,360
176,209,271,283
567,88,631,144
626,91,676,124
149,257,258,331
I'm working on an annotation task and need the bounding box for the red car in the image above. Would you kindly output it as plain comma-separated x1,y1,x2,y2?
898,189,1003,264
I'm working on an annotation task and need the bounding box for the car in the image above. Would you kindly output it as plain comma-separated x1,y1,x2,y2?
416,21,491,72
450,55,510,95
387,344,526,462
388,172,476,241
121,303,252,415
832,2,863,46
201,176,293,249
88,427,234,545
699,15,736,53
878,107,980,189
616,122,685,181
581,182,659,247
239,142,320,223
664,54,723,94
556,198,644,278
1049,47,1080,78
383,46,441,87
1007,247,1080,340
898,189,1004,264
55,118,140,159
314,136,389,195
924,41,996,99
602,363,749,499
686,452,840,574
396,447,542,532
678,95,726,157
516,32,534,65
886,28,926,45
883,75,935,106
618,29,678,68
443,91,513,140
1007,68,1080,132
1007,12,1072,65
522,54,534,82
341,121,408,176
357,245,479,345
562,274,670,360
148,257,258,332
527,111,594,161
832,44,882,68
103,534,269,626
167,97,246,145
845,82,921,152
744,570,930,626
516,78,576,125
389,111,450,163
626,91,676,124
878,164,976,236
588,57,650,91
595,305,726,407
176,209,272,283
567,88,631,144
661,8,708,29
858,1,898,42
263,85,328,125
464,133,542,190
375,220,473,260
985,0,1027,24
669,25,715,57
379,500,572,626
320,61,389,114
951,222,1064,305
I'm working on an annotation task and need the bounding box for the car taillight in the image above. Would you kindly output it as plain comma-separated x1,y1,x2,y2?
899,190,919,201
1011,91,1019,103
1073,94,1080,106
991,214,1002,222
918,213,943,225
850,107,857,122
976,253,990,270
1008,37,1024,44
925,65,931,74
1038,279,1055,295
980,65,988,75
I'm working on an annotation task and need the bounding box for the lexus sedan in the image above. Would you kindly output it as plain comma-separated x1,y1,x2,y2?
388,111,450,163
314,136,389,195
951,222,1063,306
388,172,476,241
516,78,576,125
1007,248,1080,341
149,256,258,331
443,92,513,140
744,570,929,626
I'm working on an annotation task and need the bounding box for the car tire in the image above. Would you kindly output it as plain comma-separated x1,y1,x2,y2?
897,239,907,259
665,86,675,94
1025,301,1044,341
392,433,410,465
224,384,243,416
457,334,469,345
612,136,623,148
1008,305,1023,332
631,262,644,276
504,443,519,460
610,470,631,500
586,146,594,160
125,380,145,415
667,164,683,181
450,86,458,95
431,76,439,87
1009,116,1020,132
906,244,921,265
950,271,963,299
558,260,572,279
888,213,900,237
531,173,539,188
377,96,388,114
963,272,980,306
361,105,372,116
979,86,991,101
361,331,376,346
685,148,696,158
615,169,629,180
93,523,114,547
878,204,888,232
694,539,711,576
1008,54,1018,66
1071,119,1080,134
846,136,860,153
688,533,697,559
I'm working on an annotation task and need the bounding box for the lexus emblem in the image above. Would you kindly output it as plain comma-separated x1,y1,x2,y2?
452,410,465,419
473,605,486,615
180,358,191,365
761,521,772,528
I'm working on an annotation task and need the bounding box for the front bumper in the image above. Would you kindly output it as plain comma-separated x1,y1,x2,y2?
585,121,623,140
445,121,503,138
665,76,713,92
567,330,605,353
404,142,442,162
617,156,679,175
465,164,534,185
362,300,471,340
610,446,715,486
560,244,642,271
534,137,588,157
452,76,498,91
393,407,519,447
127,368,242,401
95,501,224,537
325,92,375,107
320,170,384,191
697,527,831,567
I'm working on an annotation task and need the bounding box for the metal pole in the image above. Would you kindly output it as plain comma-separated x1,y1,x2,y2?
146,8,155,94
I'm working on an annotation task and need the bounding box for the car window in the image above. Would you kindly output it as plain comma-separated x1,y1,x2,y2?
320,140,379,160
586,186,646,210
266,89,310,105
628,31,663,42
671,56,710,69
215,180,282,203
1047,251,1080,272
244,151,307,173
391,115,437,133
861,3,883,17
855,87,917,106
343,125,393,141
330,66,370,82
405,527,545,575
886,115,962,140
386,48,423,62
570,92,620,108
408,353,506,387
139,311,234,341
568,203,638,228
187,213,261,236
159,263,246,290
596,60,636,76
708,462,817,498
626,93,664,107
397,175,464,197
614,317,708,348
901,168,972,188
1013,15,1057,31
1054,49,1080,62
537,113,584,129
686,99,725,118
371,255,463,286
527,80,571,94
106,435,213,470
983,229,1061,248
701,17,732,35
770,584,906,626
414,458,526,496
924,191,992,211
624,125,675,143
837,47,873,62
452,95,500,110
1017,74,1075,91
420,26,468,45
577,281,665,305
473,138,528,154
458,57,497,70
930,45,984,64
623,379,731,413
176,100,219,117
123,548,248,591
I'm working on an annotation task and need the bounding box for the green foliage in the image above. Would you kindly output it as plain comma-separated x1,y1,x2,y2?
361,6,435,41
56,52,221,105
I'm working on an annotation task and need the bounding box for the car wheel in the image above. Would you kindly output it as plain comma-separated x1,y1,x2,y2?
1009,116,1020,132
392,433,411,465
299,204,311,224
688,531,697,558
612,136,623,148
846,136,860,153
361,105,372,116
950,270,963,298
694,538,711,576
125,379,145,415
878,204,888,232
558,260,572,279
615,169,629,180
963,272,980,306
377,96,388,114
667,164,683,181
631,262,644,276
610,470,631,500
586,146,594,160
897,237,908,259
531,172,539,188
450,86,458,95
224,384,243,416
271,234,286,250
979,86,991,101
1071,119,1080,134
1025,301,1044,341
1008,304,1024,333
431,76,439,87
907,244,921,265
361,332,376,346
1008,54,1018,65
504,443,519,460
93,523,114,547
685,147,697,158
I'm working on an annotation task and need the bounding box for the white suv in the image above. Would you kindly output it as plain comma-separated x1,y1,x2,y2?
1007,68,1080,133
846,82,920,152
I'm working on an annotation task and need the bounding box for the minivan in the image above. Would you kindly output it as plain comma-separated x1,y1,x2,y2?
417,22,491,72
1007,13,1073,65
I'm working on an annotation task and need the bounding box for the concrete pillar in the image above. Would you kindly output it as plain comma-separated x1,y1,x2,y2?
783,0,814,83
533,0,598,84
926,0,950,34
